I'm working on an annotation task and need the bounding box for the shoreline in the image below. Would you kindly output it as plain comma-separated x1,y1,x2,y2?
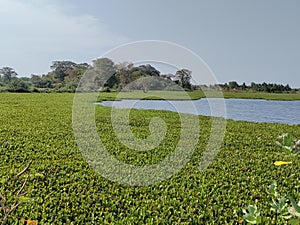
96,90,300,101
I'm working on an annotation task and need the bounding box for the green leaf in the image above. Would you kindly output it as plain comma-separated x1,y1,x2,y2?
290,198,300,216
268,181,278,197
243,205,261,224
282,133,293,147
292,148,300,155
270,197,288,214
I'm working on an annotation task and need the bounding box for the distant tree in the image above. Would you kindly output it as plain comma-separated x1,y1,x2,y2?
284,84,291,92
261,82,268,92
241,82,248,90
0,67,18,83
92,58,116,89
50,61,89,82
8,79,30,92
160,74,173,81
175,69,192,89
218,83,229,91
137,64,160,77
31,74,42,85
247,82,293,93
228,81,239,90
31,74,53,88
78,63,90,69
116,62,133,90
251,82,258,91
50,61,77,81
64,67,87,84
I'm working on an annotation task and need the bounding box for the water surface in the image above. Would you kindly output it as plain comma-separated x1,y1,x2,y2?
99,98,300,125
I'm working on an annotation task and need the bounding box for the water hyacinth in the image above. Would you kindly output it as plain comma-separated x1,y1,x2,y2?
243,181,300,224
242,205,261,224
289,199,300,225
1,93,300,224
289,198,300,217
276,133,300,154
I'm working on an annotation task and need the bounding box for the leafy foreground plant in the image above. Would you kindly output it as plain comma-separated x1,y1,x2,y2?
0,161,33,225
276,133,300,154
243,181,300,224
242,205,262,224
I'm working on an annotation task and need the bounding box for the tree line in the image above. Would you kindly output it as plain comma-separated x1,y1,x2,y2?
195,81,297,93
216,81,293,93
0,58,298,93
0,58,192,92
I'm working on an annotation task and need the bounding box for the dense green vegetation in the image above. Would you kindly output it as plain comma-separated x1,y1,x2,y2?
0,59,193,93
0,59,299,95
0,93,299,224
216,81,293,93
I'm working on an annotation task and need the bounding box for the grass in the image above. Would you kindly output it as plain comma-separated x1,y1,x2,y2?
0,93,299,224
97,90,206,101
97,90,300,101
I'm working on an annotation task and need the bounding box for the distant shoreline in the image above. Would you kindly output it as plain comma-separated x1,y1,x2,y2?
1,90,299,101
96,90,300,102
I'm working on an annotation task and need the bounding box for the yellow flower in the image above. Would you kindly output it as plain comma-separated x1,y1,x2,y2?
274,161,292,166
20,218,38,225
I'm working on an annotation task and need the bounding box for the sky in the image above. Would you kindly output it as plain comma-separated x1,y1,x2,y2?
0,0,300,87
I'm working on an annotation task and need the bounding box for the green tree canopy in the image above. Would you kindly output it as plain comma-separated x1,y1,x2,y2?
50,61,89,81
175,69,192,89
92,58,116,89
8,79,30,92
0,67,18,83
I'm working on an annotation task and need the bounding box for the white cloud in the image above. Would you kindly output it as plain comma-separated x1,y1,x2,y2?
0,0,129,75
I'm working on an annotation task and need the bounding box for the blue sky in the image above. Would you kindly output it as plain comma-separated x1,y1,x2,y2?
0,0,300,87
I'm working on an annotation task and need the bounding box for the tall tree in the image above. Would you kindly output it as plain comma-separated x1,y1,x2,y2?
50,61,87,81
175,69,192,89
241,82,248,90
116,62,133,90
137,64,160,77
92,58,117,89
251,82,258,91
0,67,18,83
228,81,239,90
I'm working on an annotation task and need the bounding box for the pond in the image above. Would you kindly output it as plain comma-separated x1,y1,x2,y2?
98,98,300,125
